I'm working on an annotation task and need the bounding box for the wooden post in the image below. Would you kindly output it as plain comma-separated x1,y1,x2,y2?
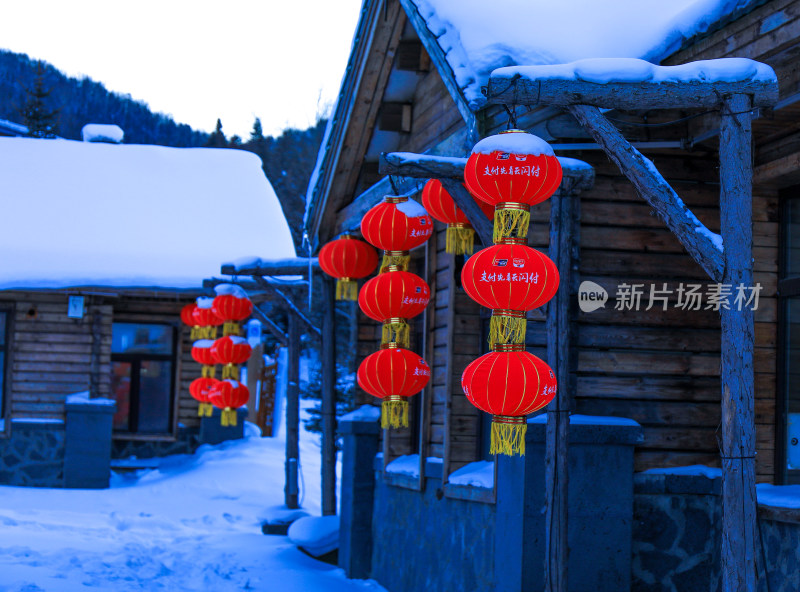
285,312,301,509
544,188,579,592
246,343,264,425
719,93,757,592
321,276,338,516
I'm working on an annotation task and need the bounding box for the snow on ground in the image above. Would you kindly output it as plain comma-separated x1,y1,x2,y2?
0,407,385,592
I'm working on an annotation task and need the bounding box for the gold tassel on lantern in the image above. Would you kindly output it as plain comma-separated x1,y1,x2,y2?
222,321,241,337
446,223,475,255
493,203,531,243
381,318,410,349
490,415,527,456
381,395,409,429
489,310,527,346
201,365,217,379
221,407,238,427
222,363,240,380
190,326,203,340
197,402,214,417
381,250,410,272
336,278,358,301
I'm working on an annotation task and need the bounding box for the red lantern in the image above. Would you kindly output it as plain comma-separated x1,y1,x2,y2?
358,270,430,348
192,298,223,340
212,284,253,337
464,130,562,242
208,379,250,427
181,303,197,326
357,346,430,428
190,377,219,417
191,339,217,378
318,235,379,301
361,196,433,270
461,243,559,345
211,336,252,380
461,350,556,455
422,179,493,255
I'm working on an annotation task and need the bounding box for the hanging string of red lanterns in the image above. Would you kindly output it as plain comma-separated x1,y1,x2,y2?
318,234,379,301
459,130,562,456
355,194,433,428
181,284,254,426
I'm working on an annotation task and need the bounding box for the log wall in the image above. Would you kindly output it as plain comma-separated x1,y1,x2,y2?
0,292,201,437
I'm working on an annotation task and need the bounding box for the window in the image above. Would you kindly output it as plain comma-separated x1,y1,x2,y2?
0,308,8,424
780,191,800,483
110,322,176,434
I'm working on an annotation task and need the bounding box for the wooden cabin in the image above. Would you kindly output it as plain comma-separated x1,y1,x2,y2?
0,135,294,485
305,0,800,487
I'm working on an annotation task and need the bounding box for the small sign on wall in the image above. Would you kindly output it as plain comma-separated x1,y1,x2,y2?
67,296,85,319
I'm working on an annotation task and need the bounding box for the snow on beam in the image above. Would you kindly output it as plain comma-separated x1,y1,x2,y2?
220,257,319,277
334,174,422,237
486,58,779,110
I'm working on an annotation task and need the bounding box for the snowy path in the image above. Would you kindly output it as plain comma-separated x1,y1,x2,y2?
0,424,386,592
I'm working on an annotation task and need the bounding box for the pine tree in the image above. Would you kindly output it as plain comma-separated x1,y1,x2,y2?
250,117,265,143
22,61,59,138
204,118,228,148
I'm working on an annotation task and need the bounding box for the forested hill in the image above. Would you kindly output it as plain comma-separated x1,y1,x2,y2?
0,49,208,146
0,49,328,253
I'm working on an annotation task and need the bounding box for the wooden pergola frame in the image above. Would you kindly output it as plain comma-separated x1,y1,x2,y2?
216,258,340,517
377,64,778,592
486,71,775,592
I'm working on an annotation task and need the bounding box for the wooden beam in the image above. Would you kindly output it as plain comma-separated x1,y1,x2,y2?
220,258,319,277
439,178,494,248
567,104,725,282
251,276,321,337
544,188,580,592
379,152,594,249
719,93,757,592
487,72,779,111
380,152,467,179
321,277,337,516
285,312,300,509
334,174,423,236
251,305,288,347
378,155,473,246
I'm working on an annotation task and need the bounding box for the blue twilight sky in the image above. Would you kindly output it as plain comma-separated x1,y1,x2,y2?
0,0,363,138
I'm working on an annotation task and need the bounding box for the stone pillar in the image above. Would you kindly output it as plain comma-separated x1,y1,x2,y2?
338,407,381,579
64,393,116,489
522,415,643,592
494,453,526,592
199,407,247,445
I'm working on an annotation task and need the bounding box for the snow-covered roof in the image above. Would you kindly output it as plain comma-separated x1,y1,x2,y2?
0,137,295,290
82,124,124,144
410,0,761,109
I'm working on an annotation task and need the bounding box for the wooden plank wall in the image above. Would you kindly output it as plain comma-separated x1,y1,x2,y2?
0,292,202,436
396,49,466,157
0,292,112,420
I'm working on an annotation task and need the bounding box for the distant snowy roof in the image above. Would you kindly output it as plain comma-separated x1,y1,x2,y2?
82,124,124,144
0,138,295,290
410,0,761,109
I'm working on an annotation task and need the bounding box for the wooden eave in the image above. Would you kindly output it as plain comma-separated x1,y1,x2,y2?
306,0,407,248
